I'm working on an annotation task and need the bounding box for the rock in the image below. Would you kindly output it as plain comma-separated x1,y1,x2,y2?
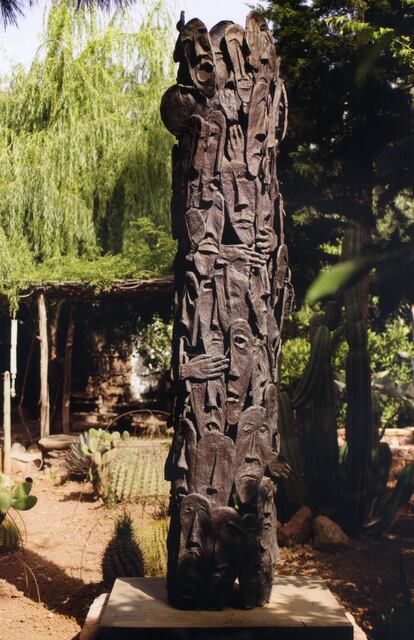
11,443,42,467
313,515,350,552
278,507,312,547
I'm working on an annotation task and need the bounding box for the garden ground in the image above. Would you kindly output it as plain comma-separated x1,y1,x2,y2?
0,470,413,640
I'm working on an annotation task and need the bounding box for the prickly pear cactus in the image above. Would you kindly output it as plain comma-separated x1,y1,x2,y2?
0,473,37,522
97,439,170,504
102,513,145,589
0,519,21,553
136,519,169,577
67,428,129,479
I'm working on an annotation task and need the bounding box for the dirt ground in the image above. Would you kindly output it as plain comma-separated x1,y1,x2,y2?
0,470,413,640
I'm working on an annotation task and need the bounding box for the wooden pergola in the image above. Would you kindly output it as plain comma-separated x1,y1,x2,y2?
1,277,173,472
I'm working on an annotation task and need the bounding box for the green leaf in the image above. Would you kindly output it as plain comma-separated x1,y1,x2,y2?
12,495,37,511
305,257,370,305
0,490,12,514
11,481,33,504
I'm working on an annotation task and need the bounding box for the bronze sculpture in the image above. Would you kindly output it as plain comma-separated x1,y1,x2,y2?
162,10,292,611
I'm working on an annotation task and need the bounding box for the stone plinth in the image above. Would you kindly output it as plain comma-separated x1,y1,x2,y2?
98,576,353,639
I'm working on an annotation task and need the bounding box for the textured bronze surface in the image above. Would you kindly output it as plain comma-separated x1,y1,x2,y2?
162,10,292,611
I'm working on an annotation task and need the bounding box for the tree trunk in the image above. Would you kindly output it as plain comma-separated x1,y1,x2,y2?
3,371,11,476
38,294,50,438
62,305,75,434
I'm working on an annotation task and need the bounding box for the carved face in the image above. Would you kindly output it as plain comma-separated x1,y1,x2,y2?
198,277,224,355
227,319,254,425
257,477,278,557
221,162,256,245
194,432,235,507
235,406,272,503
224,24,252,109
208,507,245,608
188,113,225,208
251,340,270,406
246,78,269,177
186,193,224,259
245,11,276,73
165,418,197,494
210,21,239,122
190,379,226,435
177,493,213,608
175,19,216,98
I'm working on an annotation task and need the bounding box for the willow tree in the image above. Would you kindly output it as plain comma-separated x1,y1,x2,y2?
0,0,175,280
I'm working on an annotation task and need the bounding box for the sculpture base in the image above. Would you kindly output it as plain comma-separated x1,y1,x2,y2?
98,576,353,639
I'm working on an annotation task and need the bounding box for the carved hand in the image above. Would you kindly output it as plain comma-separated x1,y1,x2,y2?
218,245,267,268
180,354,229,381
256,227,277,254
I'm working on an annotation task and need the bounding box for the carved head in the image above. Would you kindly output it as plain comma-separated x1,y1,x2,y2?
245,11,276,73
177,493,213,608
194,432,235,507
246,78,269,177
257,476,278,556
208,507,245,608
227,319,254,425
234,406,272,503
210,21,239,122
224,24,253,108
174,18,216,98
221,162,256,245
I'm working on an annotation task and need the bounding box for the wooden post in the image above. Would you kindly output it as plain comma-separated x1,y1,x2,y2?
10,318,18,398
38,293,50,438
3,371,11,476
49,300,63,362
62,305,75,434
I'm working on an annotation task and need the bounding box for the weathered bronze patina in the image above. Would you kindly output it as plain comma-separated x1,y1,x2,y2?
162,10,292,610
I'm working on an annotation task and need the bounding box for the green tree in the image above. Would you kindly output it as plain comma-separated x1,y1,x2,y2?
0,1,175,306
262,0,413,303
262,0,413,531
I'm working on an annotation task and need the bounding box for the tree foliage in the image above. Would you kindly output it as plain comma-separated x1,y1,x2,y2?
0,1,175,308
261,0,413,307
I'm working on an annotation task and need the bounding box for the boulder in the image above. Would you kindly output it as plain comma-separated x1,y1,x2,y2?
313,515,349,552
278,506,312,547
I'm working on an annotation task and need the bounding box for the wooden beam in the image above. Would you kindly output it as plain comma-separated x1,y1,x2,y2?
38,293,50,438
62,305,75,434
3,371,11,476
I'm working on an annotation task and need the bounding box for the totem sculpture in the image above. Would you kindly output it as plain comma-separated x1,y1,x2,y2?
161,10,292,611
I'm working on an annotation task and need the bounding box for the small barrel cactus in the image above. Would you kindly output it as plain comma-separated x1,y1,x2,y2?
102,513,145,589
136,519,169,577
97,439,170,505
0,519,21,553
